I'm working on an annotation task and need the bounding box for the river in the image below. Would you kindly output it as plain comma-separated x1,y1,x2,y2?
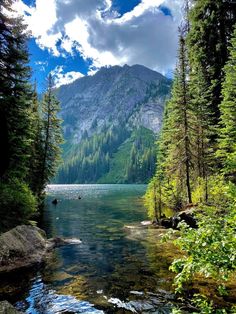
3,184,181,313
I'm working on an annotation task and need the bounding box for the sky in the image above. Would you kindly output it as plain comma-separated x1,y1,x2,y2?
13,0,183,91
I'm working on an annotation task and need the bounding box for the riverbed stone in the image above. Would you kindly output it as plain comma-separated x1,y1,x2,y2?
159,208,197,229
0,225,47,274
47,237,82,249
0,301,22,313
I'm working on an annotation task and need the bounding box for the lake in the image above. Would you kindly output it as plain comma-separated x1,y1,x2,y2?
3,184,180,313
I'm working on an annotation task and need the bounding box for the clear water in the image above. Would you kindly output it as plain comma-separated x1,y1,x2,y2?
3,184,180,313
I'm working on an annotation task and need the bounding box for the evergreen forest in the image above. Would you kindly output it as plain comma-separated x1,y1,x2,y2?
56,126,156,184
0,0,63,231
145,0,236,312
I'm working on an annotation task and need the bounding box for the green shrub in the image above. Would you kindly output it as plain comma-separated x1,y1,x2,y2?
192,175,236,208
170,180,236,312
0,178,37,232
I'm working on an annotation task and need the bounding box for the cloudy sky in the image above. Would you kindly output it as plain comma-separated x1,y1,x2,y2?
14,0,183,90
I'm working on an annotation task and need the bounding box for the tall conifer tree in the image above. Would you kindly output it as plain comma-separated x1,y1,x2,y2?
217,25,236,182
164,31,193,204
188,0,236,124
0,0,33,180
35,75,63,196
0,0,38,228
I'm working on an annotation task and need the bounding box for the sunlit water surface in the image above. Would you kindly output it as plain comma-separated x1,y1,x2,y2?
5,184,180,313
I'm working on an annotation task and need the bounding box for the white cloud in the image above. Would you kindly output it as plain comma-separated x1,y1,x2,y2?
60,36,75,55
114,0,165,23
13,0,61,56
64,17,126,68
15,0,183,74
51,66,84,87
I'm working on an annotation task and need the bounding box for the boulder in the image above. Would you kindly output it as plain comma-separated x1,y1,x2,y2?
178,209,197,228
0,301,22,313
160,218,173,229
0,225,82,275
0,225,47,274
160,208,197,229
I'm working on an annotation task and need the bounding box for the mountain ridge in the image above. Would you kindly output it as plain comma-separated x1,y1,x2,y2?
55,64,171,183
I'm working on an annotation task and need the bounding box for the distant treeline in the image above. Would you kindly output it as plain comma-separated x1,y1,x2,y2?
56,126,156,184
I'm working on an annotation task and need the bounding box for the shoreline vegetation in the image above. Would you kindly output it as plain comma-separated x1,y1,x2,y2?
144,1,236,312
0,0,236,313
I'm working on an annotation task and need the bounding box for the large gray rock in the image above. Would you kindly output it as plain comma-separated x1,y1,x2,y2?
0,225,82,274
0,225,47,274
0,301,22,313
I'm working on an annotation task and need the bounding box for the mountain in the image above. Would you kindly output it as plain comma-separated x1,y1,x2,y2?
55,64,171,184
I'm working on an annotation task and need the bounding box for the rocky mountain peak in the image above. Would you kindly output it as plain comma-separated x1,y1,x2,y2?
55,64,171,184
56,64,171,142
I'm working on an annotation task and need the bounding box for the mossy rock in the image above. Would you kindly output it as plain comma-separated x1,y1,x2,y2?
0,301,22,313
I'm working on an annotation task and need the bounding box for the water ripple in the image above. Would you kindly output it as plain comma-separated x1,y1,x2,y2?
16,276,104,314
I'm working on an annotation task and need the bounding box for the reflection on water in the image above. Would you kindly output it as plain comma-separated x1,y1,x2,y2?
10,184,182,313
16,276,104,314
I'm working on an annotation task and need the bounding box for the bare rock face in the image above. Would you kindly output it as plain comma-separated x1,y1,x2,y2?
56,64,171,142
0,300,22,313
0,225,47,274
54,65,172,184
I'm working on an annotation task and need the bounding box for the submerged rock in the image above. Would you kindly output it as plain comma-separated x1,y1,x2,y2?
46,237,82,250
0,225,47,274
141,221,152,226
52,198,58,205
108,295,173,313
0,300,22,313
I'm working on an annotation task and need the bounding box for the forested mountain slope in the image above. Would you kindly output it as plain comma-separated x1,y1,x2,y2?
55,64,171,183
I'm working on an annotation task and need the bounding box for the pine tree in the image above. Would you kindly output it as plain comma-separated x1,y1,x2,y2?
144,177,162,222
27,83,44,195
164,31,193,205
0,0,33,180
146,108,170,217
217,26,236,182
188,0,236,124
189,64,214,202
0,0,38,228
35,75,63,196
186,0,236,199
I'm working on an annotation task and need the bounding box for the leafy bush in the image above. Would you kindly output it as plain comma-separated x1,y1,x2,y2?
0,178,37,231
170,179,236,313
192,176,236,208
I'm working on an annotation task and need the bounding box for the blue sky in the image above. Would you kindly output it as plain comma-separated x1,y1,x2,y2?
14,0,182,92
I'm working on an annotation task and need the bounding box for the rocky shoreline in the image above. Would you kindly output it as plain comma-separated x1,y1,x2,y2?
0,225,82,275
0,208,196,313
159,208,197,229
0,225,82,313
0,209,195,275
